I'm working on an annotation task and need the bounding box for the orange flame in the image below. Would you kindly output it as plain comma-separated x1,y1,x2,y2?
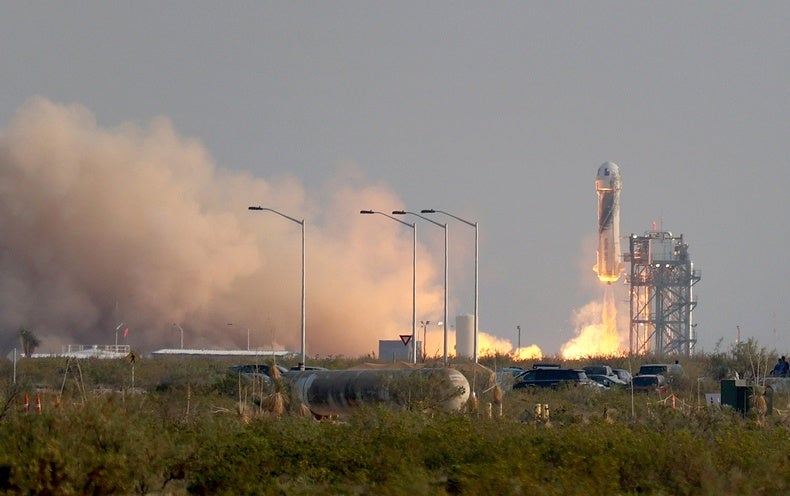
561,287,626,359
422,328,542,360
513,345,543,360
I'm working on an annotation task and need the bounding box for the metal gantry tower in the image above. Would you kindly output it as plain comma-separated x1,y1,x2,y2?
625,231,701,356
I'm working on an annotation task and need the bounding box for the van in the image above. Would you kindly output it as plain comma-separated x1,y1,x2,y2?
637,363,684,377
632,374,668,394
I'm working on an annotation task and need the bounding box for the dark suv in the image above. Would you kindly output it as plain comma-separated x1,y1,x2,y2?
513,368,592,389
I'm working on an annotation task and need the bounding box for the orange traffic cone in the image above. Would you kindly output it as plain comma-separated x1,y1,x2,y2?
23,393,30,414
35,393,42,414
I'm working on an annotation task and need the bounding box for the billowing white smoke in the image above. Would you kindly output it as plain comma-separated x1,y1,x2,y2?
0,98,444,355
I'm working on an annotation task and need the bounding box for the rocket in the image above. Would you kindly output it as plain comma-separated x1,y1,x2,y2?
594,162,623,284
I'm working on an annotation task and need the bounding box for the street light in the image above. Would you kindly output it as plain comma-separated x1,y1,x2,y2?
227,322,250,350
393,210,448,365
249,206,306,367
172,323,184,349
420,320,430,362
114,322,124,349
517,325,521,351
421,209,479,363
360,210,417,364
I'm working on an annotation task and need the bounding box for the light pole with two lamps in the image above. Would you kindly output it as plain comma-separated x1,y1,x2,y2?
114,322,124,350
393,210,448,365
248,206,306,368
360,210,417,364
421,209,479,363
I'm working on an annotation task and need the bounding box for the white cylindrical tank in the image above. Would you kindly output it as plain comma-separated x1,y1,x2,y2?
455,314,475,358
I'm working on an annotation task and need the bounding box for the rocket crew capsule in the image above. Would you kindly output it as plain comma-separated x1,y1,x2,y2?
595,162,623,284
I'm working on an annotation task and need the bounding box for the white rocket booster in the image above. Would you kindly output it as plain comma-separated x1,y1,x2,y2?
595,162,623,284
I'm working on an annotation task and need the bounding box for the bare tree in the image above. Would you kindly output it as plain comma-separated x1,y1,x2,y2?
19,326,40,357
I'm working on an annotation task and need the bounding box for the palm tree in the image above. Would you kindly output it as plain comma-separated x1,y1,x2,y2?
19,326,40,357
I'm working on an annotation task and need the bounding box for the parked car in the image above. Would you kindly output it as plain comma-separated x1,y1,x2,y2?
631,374,668,394
582,365,626,389
231,363,288,377
637,363,684,387
583,365,615,377
587,374,628,388
513,368,593,389
289,365,329,371
495,367,526,389
612,368,633,384
637,363,684,377
532,363,561,370
497,366,525,376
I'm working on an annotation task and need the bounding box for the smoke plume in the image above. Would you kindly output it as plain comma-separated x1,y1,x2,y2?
0,98,448,356
560,286,629,359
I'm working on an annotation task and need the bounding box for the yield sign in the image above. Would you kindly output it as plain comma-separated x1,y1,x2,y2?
399,334,412,346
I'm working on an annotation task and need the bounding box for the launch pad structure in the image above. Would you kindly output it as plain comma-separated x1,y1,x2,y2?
625,231,701,356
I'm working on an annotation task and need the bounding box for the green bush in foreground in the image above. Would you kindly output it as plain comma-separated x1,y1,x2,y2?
0,352,789,495
0,394,788,495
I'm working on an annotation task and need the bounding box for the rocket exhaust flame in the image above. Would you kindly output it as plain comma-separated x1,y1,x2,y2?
561,287,625,359
594,162,623,284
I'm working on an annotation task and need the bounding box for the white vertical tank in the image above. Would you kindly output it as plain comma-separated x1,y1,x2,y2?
455,314,475,358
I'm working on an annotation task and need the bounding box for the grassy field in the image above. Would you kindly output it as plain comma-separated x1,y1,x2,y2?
0,345,788,495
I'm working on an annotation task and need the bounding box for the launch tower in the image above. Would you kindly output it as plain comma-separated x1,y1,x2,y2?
625,231,701,356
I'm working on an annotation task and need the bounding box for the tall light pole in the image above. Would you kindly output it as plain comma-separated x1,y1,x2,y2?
249,206,306,367
115,322,124,349
517,325,521,351
172,323,184,349
360,210,417,364
420,320,430,362
227,322,250,350
393,210,448,365
421,209,479,363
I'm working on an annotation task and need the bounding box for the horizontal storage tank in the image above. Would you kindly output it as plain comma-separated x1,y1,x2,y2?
284,367,470,417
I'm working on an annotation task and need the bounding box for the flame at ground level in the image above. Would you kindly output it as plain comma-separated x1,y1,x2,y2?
513,345,543,360
561,287,626,359
421,328,542,360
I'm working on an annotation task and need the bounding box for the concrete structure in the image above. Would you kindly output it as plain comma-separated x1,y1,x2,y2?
378,340,421,362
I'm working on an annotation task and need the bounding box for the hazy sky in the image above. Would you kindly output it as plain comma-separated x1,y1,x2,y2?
1,2,787,357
